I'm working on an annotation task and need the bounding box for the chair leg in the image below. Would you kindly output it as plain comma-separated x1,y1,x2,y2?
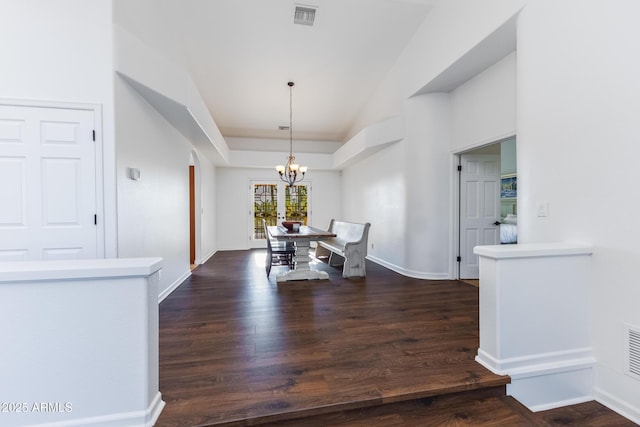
266,248,272,277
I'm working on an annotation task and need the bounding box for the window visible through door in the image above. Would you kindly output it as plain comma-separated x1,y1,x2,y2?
250,182,309,248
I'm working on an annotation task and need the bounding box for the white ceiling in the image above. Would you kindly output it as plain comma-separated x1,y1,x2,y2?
117,0,436,143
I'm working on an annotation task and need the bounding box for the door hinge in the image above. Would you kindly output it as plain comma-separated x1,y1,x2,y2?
94,214,97,225
92,130,96,141
456,256,462,262
457,165,462,172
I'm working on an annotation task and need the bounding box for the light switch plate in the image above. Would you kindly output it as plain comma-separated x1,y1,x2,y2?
536,201,548,217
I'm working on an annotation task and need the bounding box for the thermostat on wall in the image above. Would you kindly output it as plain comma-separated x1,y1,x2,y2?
129,168,141,181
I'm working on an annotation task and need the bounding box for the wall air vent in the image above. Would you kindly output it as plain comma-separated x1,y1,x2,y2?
294,5,317,26
624,323,640,381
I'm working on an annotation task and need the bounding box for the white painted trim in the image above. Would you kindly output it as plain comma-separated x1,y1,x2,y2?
474,242,593,260
333,116,403,169
449,132,516,280
595,387,640,425
454,130,517,156
145,392,166,427
506,365,595,413
200,248,217,264
0,258,163,281
449,153,461,279
367,255,450,280
25,392,165,427
159,270,191,302
476,347,595,376
526,395,594,413
190,151,202,268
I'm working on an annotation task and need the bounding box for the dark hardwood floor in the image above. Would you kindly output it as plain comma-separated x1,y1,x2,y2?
156,250,636,426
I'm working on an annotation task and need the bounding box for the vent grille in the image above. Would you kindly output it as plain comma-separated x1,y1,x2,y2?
625,323,640,381
294,5,317,26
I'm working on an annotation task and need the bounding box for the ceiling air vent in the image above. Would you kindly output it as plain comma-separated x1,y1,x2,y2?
294,5,317,26
624,323,640,381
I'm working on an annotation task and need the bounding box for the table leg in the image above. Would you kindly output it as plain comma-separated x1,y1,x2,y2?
276,239,329,282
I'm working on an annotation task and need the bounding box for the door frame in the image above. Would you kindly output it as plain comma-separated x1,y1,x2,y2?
189,151,202,265
458,153,501,279
0,98,106,258
189,165,196,265
450,134,516,279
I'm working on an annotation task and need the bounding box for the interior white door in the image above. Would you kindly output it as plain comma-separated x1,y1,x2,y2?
249,181,309,248
0,105,97,261
459,154,500,279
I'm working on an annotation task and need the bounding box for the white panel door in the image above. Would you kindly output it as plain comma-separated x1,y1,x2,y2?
0,105,97,261
459,154,500,279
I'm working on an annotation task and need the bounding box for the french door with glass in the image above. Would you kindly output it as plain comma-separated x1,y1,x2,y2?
249,181,309,248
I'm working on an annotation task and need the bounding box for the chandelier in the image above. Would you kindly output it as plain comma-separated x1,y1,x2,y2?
275,81,307,186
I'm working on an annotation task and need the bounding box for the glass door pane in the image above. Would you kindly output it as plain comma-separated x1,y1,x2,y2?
253,183,278,241
285,184,308,225
250,182,310,248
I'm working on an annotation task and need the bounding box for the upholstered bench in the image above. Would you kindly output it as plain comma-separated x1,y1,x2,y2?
315,219,370,278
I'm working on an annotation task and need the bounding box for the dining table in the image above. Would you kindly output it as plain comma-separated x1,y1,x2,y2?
267,225,336,282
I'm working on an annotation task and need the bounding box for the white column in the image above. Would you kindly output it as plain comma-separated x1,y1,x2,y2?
474,243,594,412
0,258,164,427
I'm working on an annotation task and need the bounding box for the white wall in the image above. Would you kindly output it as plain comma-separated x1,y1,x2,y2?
501,138,516,175
344,0,640,421
342,142,406,264
196,154,218,262
0,3,219,299
216,167,342,250
343,1,520,279
517,0,640,421
113,4,219,297
351,93,452,279
7,0,639,422
114,77,193,297
0,258,164,427
348,0,525,139
0,0,117,257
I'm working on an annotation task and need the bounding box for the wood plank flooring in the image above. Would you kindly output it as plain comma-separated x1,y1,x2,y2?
156,250,636,427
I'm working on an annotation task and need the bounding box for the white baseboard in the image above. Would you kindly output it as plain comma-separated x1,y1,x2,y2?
198,248,217,264
145,392,165,427
476,348,596,413
524,395,594,413
507,366,594,412
595,386,640,425
158,270,191,303
366,255,450,280
476,347,595,376
25,392,165,427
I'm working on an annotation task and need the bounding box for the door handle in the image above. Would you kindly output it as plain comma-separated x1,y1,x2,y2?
493,221,501,226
